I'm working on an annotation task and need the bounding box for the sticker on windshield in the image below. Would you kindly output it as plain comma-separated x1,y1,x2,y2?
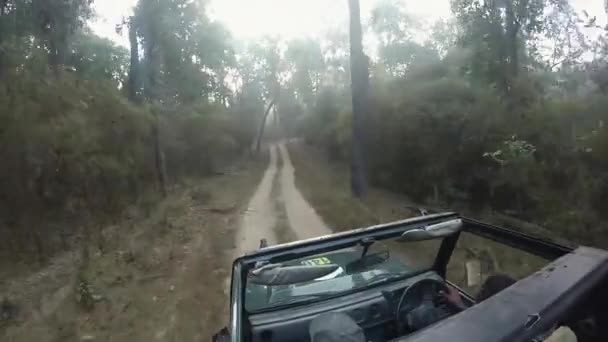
301,257,331,266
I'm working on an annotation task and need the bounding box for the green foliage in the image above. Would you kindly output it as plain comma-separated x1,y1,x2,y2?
1,0,607,260
300,48,608,246
371,0,417,45
0,0,250,263
285,38,325,108
450,0,586,93
132,0,235,104
284,0,608,247
0,0,92,72
370,0,439,77
0,70,153,218
69,31,130,85
0,67,245,260
163,104,242,177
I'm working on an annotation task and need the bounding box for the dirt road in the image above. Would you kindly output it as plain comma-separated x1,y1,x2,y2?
233,145,279,256
278,144,331,240
234,143,331,256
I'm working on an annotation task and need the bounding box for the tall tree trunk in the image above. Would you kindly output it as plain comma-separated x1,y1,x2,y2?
127,17,140,102
153,112,168,197
0,1,5,78
80,223,90,271
504,0,520,109
348,0,369,198
142,35,167,197
48,33,67,76
255,97,277,153
143,43,157,101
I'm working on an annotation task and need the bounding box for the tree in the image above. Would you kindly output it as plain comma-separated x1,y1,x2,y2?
451,0,585,103
427,19,459,58
370,1,441,78
69,30,129,85
236,39,283,152
130,0,237,194
347,0,369,198
127,16,141,102
285,38,325,108
0,0,258,271
133,0,235,105
255,87,280,153
32,0,93,70
320,28,351,88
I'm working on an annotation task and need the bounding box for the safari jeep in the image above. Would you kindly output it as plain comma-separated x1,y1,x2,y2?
214,213,608,342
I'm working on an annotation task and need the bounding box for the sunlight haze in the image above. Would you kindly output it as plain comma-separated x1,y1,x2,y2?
91,0,452,46
91,0,606,47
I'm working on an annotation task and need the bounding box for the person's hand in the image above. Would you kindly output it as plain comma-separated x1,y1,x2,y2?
440,285,465,308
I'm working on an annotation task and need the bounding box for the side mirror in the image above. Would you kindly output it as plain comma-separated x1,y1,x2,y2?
212,327,230,342
398,219,463,242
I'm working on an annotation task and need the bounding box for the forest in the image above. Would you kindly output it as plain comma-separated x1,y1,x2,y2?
296,0,608,248
1,0,608,264
1,0,608,339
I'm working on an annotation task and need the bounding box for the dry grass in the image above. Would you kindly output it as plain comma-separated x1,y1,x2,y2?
287,143,420,231
0,154,267,342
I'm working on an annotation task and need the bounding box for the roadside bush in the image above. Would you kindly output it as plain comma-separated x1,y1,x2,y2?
300,59,608,247
0,69,245,261
163,106,241,178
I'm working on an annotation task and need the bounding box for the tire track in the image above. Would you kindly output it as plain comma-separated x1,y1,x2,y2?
234,142,331,256
233,145,279,257
277,143,332,240
270,150,298,243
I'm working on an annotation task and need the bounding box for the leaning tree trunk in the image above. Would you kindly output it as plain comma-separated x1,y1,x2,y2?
255,96,278,153
348,0,369,198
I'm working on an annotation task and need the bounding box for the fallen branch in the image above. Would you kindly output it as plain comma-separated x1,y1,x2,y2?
200,205,237,214
137,273,168,283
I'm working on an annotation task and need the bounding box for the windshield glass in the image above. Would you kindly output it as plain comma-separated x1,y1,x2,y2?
244,238,443,312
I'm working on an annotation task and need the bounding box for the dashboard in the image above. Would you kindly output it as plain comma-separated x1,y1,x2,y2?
247,271,447,342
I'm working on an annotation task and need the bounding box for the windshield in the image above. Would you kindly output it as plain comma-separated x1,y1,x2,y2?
244,238,443,312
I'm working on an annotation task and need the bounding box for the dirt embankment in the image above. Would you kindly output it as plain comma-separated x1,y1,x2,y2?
0,156,266,342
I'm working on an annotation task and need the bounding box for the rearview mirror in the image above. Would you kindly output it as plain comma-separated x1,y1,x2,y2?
398,219,463,242
345,251,390,273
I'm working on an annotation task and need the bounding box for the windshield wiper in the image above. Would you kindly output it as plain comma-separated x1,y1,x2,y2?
362,270,428,288
269,293,339,307
363,273,409,287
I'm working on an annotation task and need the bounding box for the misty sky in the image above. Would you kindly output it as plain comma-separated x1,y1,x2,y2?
90,0,607,47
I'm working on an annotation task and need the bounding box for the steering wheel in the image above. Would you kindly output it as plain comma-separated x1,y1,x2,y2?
394,279,458,334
